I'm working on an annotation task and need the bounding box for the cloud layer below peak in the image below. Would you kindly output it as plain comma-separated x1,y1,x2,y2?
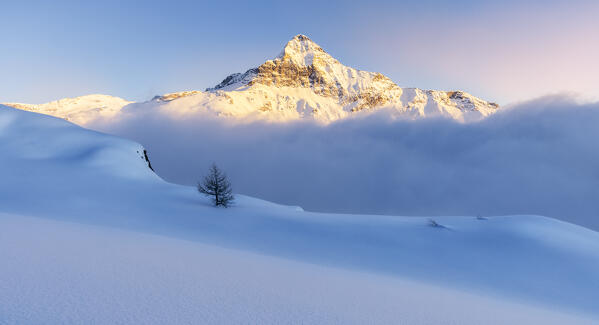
94,95,599,230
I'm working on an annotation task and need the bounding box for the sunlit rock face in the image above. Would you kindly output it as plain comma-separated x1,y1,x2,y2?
153,91,203,102
3,35,500,124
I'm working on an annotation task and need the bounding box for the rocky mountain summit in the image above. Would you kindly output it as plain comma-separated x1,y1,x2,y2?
209,35,401,109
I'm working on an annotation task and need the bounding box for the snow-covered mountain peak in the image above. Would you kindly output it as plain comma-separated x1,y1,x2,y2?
274,34,335,67
201,35,498,122
5,35,500,124
208,34,382,95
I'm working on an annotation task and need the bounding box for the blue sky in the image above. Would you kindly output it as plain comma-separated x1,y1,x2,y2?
2,0,598,104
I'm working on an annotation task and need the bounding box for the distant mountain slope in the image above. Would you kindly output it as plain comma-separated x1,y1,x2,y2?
3,35,499,125
3,94,132,125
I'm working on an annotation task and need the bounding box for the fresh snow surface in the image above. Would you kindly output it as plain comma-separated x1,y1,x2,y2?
1,213,597,325
1,105,598,324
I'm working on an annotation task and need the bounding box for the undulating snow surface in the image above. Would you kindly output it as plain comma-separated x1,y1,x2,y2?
2,35,498,125
1,105,598,324
1,213,596,325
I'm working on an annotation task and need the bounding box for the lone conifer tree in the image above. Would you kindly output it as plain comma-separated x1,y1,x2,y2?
198,163,234,207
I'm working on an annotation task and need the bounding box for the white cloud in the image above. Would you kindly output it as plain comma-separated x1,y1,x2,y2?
95,95,599,230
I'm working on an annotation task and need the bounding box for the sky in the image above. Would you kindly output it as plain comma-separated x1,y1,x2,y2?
2,0,598,105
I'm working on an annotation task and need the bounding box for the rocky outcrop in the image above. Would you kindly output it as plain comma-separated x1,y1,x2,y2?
153,91,204,102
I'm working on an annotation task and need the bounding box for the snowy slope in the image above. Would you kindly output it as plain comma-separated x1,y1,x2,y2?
0,105,598,324
3,35,499,125
1,213,597,325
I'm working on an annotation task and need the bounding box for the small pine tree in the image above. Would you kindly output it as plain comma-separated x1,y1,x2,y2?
198,163,234,207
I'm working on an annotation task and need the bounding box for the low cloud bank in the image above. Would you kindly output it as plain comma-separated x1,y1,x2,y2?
95,96,599,230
